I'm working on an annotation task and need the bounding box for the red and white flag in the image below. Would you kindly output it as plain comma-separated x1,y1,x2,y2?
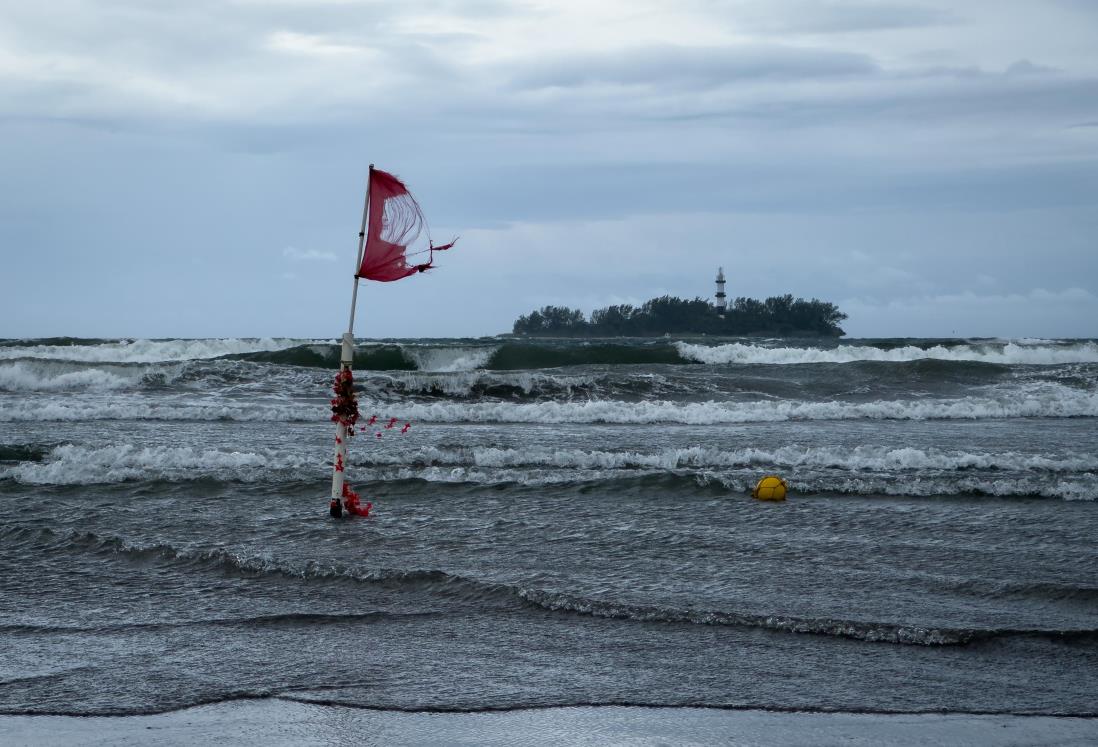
357,168,456,282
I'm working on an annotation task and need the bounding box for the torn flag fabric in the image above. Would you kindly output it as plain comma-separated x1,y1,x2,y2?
357,168,456,282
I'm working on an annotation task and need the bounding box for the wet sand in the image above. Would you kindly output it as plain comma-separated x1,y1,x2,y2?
3,700,1097,746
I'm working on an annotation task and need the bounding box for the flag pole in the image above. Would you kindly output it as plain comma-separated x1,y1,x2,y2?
331,164,373,509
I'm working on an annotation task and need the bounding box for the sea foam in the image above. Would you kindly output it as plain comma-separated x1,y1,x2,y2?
0,399,320,422
399,346,498,372
0,362,134,392
0,338,316,364
675,341,1098,366
360,444,1098,474
2,444,314,485
3,383,1096,423
364,383,1098,424
5,443,1094,499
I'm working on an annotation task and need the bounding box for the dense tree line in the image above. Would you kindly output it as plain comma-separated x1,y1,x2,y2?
512,295,846,337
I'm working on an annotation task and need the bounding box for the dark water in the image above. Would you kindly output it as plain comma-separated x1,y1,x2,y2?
2,336,1097,716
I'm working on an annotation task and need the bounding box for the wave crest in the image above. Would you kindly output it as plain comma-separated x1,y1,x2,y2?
676,341,1098,366
1,444,315,485
4,443,1094,499
360,384,1098,424
0,338,314,364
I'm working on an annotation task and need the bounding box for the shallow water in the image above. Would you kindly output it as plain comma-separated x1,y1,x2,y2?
2,336,1096,716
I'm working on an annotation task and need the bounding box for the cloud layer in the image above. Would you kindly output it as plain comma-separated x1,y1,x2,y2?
0,0,1095,338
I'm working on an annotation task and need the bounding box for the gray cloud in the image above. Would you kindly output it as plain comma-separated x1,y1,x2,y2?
707,0,957,34
509,44,878,90
0,0,1095,338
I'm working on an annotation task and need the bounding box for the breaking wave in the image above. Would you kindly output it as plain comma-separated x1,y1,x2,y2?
486,342,688,369
3,382,1096,424
676,340,1098,366
229,343,501,372
0,359,296,393
5,443,1093,499
6,338,1096,372
0,338,315,364
364,370,672,402
400,346,497,372
0,399,321,423
358,444,1098,474
364,384,1098,424
1,444,316,485
234,342,688,370
0,361,134,392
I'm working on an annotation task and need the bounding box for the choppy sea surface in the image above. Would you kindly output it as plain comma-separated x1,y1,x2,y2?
1,335,1097,717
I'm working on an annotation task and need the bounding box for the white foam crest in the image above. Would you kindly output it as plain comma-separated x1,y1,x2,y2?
0,362,132,392
2,444,316,485
675,341,1098,366
362,385,1098,424
351,444,1098,476
0,338,316,363
0,399,322,422
382,372,484,397
451,445,1098,474
4,384,1096,424
358,465,608,487
818,475,1097,502
400,346,497,372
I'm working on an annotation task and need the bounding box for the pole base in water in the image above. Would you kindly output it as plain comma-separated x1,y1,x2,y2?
329,499,343,518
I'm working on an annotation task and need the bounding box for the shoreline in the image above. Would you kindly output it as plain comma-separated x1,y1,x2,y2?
3,700,1097,746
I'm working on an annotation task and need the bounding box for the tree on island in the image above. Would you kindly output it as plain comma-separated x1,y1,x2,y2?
513,295,846,337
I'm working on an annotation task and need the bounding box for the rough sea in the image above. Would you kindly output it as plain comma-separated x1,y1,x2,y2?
2,336,1097,718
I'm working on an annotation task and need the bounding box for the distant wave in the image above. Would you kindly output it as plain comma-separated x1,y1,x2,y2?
0,358,318,393
236,342,689,371
238,344,501,373
247,339,1098,372
0,338,315,364
676,341,1098,366
232,344,413,370
10,338,1094,371
9,526,1096,647
235,339,1098,376
487,343,689,369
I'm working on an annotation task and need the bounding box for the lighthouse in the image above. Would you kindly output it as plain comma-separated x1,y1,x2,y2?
715,267,727,317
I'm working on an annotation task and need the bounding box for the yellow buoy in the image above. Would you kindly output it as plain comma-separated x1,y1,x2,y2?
752,475,788,501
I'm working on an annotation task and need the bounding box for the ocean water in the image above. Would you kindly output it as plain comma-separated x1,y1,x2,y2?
1,336,1097,717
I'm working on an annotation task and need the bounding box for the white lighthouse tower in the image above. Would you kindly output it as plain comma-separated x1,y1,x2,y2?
715,267,727,317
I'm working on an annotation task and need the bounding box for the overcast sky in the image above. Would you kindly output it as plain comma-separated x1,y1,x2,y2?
1,0,1096,339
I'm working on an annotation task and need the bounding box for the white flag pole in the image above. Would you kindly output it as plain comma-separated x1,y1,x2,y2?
330,164,373,509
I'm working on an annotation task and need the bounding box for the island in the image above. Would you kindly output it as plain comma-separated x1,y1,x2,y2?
512,294,847,337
